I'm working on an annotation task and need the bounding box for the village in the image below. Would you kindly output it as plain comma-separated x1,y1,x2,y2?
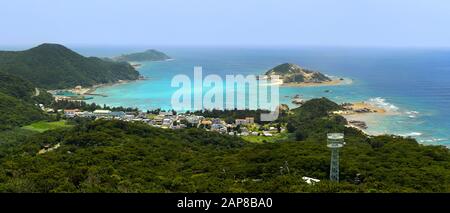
43,106,286,138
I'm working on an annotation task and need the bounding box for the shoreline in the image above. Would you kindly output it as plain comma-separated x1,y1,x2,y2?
48,77,148,99
84,62,149,94
86,77,148,94
334,101,394,135
258,77,351,87
280,78,351,87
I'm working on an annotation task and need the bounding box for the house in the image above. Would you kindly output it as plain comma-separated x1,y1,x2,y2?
110,111,126,119
211,124,227,133
132,118,143,122
93,110,111,118
245,117,255,124
136,111,147,119
235,119,247,125
159,111,174,117
64,109,80,118
153,115,164,125
186,115,200,125
235,117,254,125
201,120,212,126
162,118,172,126
212,118,222,125
77,111,95,118
124,114,135,120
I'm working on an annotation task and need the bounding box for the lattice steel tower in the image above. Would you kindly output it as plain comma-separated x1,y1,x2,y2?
327,133,344,182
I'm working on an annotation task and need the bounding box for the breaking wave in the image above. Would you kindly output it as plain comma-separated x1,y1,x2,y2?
406,110,420,118
366,97,399,112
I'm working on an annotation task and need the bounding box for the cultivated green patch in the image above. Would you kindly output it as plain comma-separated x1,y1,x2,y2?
22,120,73,133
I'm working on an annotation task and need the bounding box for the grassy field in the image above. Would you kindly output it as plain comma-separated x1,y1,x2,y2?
22,120,72,133
242,132,290,143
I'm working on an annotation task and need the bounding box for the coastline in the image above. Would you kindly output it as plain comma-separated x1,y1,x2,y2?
258,77,351,87
47,77,148,100
84,58,174,94
280,78,351,87
335,101,396,135
86,61,149,94
86,77,148,94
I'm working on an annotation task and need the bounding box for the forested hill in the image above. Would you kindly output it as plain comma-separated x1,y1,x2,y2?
0,98,448,192
265,63,331,83
113,49,171,62
0,72,52,130
0,43,140,89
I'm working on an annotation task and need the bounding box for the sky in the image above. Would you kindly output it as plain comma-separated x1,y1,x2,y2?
1,0,450,47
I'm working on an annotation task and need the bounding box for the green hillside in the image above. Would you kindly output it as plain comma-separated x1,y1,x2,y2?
0,72,52,130
0,98,448,192
0,92,46,130
265,63,331,83
0,43,140,89
114,49,171,62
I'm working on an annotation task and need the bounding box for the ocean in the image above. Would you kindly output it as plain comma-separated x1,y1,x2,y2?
74,46,450,147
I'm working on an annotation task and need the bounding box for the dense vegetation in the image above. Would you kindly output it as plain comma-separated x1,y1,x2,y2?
0,98,448,192
265,63,331,83
113,49,171,62
0,43,140,89
0,72,52,130
50,99,139,112
192,108,274,124
0,92,46,131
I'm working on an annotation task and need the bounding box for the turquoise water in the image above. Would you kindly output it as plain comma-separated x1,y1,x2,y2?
55,91,78,96
79,47,450,146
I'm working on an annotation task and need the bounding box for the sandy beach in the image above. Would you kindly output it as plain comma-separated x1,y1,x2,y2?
280,78,350,87
334,101,395,135
85,78,148,94
48,77,147,99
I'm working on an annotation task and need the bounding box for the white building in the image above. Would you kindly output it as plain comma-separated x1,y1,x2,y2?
302,177,320,185
93,110,111,118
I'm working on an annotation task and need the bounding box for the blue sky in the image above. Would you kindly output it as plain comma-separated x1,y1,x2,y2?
1,0,450,47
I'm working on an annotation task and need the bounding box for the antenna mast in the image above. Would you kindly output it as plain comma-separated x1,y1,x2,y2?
327,133,344,182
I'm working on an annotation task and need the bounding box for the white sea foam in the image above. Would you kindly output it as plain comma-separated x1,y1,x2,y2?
406,110,419,118
366,97,399,112
406,110,419,114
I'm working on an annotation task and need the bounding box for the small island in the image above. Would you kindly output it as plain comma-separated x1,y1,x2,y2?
113,49,171,62
263,63,345,87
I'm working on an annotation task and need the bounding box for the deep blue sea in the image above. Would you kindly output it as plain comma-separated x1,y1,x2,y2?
73,46,450,147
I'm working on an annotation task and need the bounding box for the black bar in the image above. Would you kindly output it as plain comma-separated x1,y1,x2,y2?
0,193,449,211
